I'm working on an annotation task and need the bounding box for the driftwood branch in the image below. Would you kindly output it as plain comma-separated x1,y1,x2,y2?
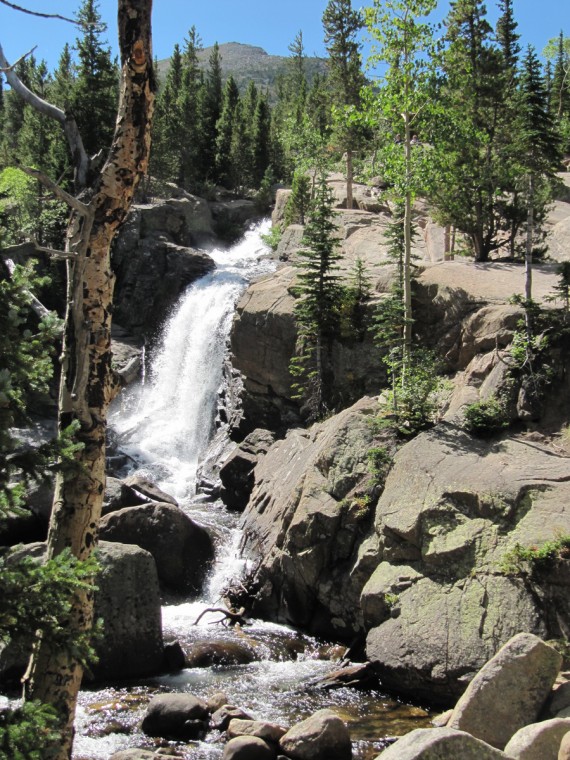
1,257,53,321
193,606,248,627
0,41,89,188
18,166,90,217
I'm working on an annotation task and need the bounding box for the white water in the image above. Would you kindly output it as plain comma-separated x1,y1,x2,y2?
110,219,274,501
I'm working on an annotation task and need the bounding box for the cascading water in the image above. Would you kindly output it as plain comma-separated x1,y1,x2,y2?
73,221,431,760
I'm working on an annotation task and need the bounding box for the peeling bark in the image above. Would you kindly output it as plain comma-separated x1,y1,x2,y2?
18,2,155,758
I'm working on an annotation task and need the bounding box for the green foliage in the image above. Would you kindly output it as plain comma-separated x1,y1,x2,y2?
0,700,60,760
499,535,570,576
340,257,372,340
289,176,343,419
284,171,312,226
380,347,444,436
463,395,510,436
260,223,282,252
367,446,393,483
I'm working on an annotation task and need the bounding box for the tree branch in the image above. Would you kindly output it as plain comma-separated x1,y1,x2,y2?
0,0,81,25
0,41,89,189
18,166,91,217
0,44,36,72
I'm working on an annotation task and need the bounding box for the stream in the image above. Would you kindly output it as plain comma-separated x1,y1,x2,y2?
72,220,431,760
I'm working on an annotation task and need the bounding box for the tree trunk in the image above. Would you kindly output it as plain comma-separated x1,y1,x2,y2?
23,3,154,758
403,111,413,361
346,148,354,210
525,173,534,339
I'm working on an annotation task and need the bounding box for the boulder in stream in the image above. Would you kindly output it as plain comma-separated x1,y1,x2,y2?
222,735,276,760
376,727,511,759
98,501,214,594
141,693,209,740
278,708,352,760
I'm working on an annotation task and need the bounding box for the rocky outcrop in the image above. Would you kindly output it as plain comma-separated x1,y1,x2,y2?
361,423,570,702
238,397,385,639
112,197,216,336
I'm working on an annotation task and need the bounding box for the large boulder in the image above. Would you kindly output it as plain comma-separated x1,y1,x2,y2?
239,397,383,640
376,727,511,759
504,717,570,759
1,541,164,682
447,633,562,749
92,541,164,680
362,421,570,702
222,736,275,760
98,502,213,594
141,693,209,740
219,428,275,510
278,709,352,760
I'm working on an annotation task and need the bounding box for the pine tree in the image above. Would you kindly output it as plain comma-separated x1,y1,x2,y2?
516,45,561,335
71,0,119,158
0,60,30,166
202,42,223,183
322,0,365,210
433,0,514,261
251,93,272,187
48,44,76,187
285,170,312,225
215,75,240,188
179,27,205,190
290,177,343,419
149,43,183,183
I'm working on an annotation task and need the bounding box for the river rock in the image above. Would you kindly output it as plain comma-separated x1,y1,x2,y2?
141,693,209,740
222,735,275,760
123,475,179,506
504,717,570,759
98,502,213,594
227,718,287,743
109,750,160,760
239,397,383,639
545,682,570,718
447,633,562,748
185,640,257,667
376,727,511,759
278,709,351,760
211,705,254,731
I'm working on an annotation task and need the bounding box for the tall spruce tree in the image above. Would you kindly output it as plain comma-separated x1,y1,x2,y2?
71,0,119,158
290,176,342,419
150,43,183,183
516,45,561,335
215,75,240,188
179,26,204,190
202,42,223,182
322,0,365,210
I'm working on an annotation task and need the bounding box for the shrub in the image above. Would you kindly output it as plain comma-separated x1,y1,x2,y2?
463,395,510,436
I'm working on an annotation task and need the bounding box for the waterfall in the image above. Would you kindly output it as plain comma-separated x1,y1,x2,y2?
110,219,274,501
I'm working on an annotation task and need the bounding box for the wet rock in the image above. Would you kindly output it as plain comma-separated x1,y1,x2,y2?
376,727,511,759
211,705,254,731
279,709,352,760
219,428,275,510
448,633,562,749
185,641,257,667
544,681,570,718
207,692,230,713
227,718,287,743
162,641,186,671
99,502,213,594
109,750,160,760
222,735,276,760
504,717,570,759
123,475,179,507
141,693,209,740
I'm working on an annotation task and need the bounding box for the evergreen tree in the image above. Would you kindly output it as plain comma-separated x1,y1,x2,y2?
150,43,183,183
71,0,119,158
516,45,561,335
215,75,240,188
251,92,272,187
496,0,521,73
202,42,223,183
285,170,312,225
322,0,365,209
432,0,513,261
48,44,76,187
179,26,205,190
544,32,570,152
0,59,30,166
290,177,343,419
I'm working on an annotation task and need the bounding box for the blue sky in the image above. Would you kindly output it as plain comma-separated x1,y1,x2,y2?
0,0,568,73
